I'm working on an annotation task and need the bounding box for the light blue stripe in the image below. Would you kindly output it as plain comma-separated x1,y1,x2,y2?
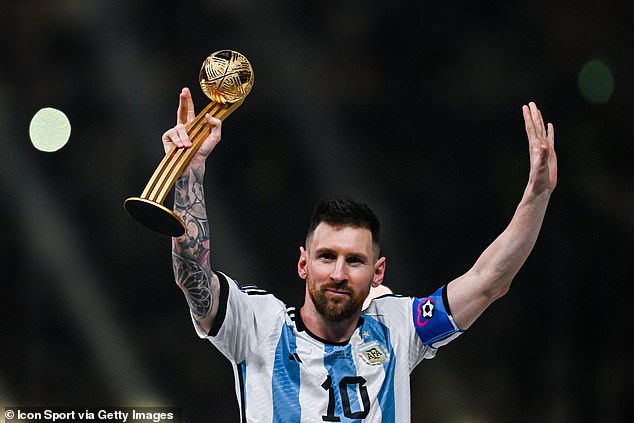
363,316,396,423
324,343,363,423
272,323,301,422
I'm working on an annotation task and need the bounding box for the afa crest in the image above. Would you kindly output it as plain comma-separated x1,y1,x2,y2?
358,340,390,366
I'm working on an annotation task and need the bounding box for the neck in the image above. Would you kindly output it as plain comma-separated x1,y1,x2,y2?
299,302,362,344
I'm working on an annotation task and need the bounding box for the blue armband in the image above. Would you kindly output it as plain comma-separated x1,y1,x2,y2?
412,286,463,348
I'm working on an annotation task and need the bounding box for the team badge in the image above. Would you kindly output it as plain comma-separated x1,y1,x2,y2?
358,340,390,366
421,299,434,318
415,298,435,327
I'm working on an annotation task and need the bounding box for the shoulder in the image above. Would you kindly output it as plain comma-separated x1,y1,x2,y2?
364,292,410,309
211,271,287,334
362,293,412,327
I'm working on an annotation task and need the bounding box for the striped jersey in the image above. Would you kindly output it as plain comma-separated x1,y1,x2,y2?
192,271,463,422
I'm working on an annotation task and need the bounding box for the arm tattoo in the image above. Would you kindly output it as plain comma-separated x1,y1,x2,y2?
173,254,212,321
172,167,213,321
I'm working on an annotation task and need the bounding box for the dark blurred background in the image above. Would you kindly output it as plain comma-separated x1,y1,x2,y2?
1,0,633,422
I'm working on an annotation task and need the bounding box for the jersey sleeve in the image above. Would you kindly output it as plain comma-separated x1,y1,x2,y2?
363,286,462,371
191,271,286,363
411,285,463,359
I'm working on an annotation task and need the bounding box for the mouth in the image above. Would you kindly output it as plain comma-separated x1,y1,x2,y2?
324,288,351,297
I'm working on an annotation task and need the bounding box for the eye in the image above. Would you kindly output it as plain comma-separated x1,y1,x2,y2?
319,252,336,261
346,256,365,265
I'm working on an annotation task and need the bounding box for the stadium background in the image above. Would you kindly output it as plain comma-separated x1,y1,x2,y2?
1,1,632,421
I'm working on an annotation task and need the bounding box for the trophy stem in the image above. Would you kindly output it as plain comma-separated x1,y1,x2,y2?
124,98,244,236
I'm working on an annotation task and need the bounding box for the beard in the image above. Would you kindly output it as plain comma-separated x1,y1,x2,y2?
307,273,368,322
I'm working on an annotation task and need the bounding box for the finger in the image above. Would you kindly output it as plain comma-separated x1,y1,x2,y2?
206,114,222,140
177,87,196,125
161,128,175,145
547,122,555,147
523,104,536,140
162,127,182,151
206,115,222,128
185,88,196,122
175,123,192,148
537,109,547,138
177,88,188,125
546,123,556,166
529,102,546,138
162,125,190,149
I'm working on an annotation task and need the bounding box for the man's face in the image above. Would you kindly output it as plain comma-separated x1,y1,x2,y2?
298,223,385,322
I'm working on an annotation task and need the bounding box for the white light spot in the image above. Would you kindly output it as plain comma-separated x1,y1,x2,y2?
29,107,71,152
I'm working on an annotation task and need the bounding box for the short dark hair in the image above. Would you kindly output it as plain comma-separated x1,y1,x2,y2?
306,196,381,248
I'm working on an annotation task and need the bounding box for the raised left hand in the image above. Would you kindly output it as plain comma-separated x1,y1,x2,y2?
523,102,557,195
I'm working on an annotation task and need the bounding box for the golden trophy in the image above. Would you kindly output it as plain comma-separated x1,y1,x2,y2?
124,50,254,236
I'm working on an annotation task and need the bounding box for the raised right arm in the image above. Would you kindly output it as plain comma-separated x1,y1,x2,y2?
164,88,223,334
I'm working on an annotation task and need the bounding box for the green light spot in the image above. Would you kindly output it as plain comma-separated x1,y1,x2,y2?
578,59,614,104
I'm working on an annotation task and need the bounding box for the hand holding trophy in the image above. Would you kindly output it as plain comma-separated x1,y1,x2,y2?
124,50,254,236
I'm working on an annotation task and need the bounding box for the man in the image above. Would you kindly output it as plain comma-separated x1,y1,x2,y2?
164,87,557,422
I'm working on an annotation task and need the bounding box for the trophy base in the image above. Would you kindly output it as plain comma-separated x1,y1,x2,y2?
124,197,186,237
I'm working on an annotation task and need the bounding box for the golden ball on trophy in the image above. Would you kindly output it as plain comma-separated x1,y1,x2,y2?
200,50,254,104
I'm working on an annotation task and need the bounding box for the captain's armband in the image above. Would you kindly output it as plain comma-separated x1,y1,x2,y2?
412,286,463,349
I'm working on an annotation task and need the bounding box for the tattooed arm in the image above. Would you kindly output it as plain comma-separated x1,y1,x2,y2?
171,165,220,333
163,88,223,334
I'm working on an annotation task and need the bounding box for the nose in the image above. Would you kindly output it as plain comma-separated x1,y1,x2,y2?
329,258,348,282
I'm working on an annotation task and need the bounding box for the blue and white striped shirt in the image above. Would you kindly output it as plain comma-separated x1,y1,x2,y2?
193,272,463,422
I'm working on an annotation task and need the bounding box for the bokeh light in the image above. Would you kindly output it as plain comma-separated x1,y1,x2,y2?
29,107,71,152
578,59,614,104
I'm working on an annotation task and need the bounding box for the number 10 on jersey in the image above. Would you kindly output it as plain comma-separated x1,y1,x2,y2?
321,375,371,421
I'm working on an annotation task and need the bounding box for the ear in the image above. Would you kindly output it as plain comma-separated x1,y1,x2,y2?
372,256,386,287
297,246,308,279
